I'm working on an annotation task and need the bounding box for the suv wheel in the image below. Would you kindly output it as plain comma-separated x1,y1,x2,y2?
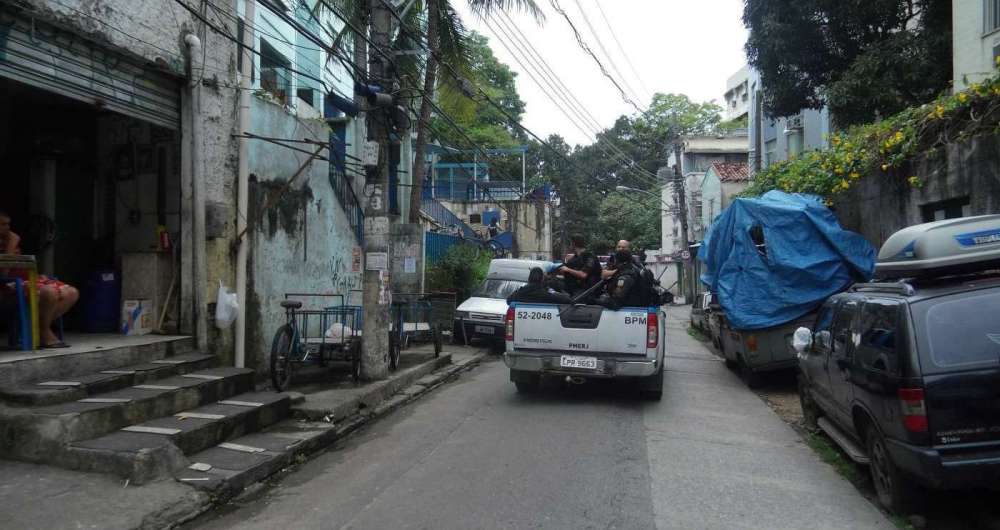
866,427,918,514
798,375,820,431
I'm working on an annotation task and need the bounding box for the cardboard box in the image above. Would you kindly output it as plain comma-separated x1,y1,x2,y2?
121,299,153,336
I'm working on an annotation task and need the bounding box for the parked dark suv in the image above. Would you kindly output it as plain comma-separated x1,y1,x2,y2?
795,215,1000,514
793,210,1000,512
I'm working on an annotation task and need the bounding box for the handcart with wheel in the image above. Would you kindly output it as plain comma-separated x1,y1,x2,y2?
388,292,453,369
270,293,365,391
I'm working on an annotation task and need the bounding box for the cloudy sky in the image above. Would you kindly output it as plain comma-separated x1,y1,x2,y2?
452,0,750,147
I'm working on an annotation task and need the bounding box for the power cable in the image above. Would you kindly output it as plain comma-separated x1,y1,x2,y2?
569,0,643,105
547,0,643,114
488,11,661,186
592,0,652,101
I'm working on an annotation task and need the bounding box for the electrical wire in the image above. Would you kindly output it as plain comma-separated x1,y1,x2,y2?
487,11,662,186
569,0,643,105
547,0,643,114
592,0,651,101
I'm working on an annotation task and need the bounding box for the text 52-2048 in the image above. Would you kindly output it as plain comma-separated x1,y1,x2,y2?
517,311,553,320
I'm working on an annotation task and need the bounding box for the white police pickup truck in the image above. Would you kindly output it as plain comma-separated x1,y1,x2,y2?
503,303,666,399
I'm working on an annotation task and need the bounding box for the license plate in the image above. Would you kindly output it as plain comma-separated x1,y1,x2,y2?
475,325,495,335
560,355,597,370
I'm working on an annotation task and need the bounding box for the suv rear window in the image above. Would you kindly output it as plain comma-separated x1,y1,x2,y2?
913,289,1000,373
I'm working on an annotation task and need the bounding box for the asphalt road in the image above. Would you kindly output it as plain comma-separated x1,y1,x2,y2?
188,308,890,530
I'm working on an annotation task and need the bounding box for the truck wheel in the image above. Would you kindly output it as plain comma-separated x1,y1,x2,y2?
639,366,664,401
738,355,763,388
867,427,919,515
798,375,821,431
511,370,540,393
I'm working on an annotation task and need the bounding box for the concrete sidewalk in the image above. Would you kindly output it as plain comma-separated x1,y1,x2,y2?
644,305,890,529
0,344,489,530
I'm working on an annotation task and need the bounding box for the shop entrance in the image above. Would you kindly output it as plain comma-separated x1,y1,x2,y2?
0,76,184,355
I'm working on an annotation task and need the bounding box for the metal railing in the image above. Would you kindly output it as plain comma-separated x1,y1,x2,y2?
329,168,364,243
421,197,479,239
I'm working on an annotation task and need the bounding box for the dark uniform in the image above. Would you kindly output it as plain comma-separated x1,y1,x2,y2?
600,253,645,309
563,250,601,296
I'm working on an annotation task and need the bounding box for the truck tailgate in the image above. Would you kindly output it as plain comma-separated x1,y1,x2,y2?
510,304,652,355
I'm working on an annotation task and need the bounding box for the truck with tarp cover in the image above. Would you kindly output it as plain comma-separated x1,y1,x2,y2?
698,191,876,386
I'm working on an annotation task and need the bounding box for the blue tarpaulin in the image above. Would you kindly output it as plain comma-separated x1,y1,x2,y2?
698,191,876,331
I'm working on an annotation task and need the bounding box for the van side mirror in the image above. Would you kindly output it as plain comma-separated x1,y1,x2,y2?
792,327,813,354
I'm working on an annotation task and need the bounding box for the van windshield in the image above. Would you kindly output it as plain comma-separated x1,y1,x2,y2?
914,288,1000,373
473,279,526,299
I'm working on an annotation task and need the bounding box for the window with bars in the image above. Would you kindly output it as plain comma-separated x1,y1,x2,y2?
986,0,1000,34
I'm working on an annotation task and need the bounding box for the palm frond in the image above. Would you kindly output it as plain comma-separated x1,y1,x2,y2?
465,0,545,23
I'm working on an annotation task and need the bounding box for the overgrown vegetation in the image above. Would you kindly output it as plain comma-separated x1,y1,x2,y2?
425,244,493,302
743,74,1000,199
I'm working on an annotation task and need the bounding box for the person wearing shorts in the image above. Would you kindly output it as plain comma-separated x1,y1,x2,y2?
1,211,79,348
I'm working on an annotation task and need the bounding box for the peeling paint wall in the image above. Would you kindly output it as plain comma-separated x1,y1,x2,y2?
245,97,361,376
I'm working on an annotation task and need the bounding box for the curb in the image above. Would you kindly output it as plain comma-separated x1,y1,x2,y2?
168,351,489,529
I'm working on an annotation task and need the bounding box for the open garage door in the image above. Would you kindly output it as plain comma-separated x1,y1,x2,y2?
0,8,181,129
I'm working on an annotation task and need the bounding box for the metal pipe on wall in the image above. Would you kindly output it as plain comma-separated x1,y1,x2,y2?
185,33,208,352
234,0,255,368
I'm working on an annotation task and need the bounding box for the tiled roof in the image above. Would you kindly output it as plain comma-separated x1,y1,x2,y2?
710,162,749,182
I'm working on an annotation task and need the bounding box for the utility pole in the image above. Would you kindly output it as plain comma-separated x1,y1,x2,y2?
672,141,691,302
360,0,393,380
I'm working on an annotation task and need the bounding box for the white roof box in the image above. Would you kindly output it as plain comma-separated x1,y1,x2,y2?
876,215,1000,279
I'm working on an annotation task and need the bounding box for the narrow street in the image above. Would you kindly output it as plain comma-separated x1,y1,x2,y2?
187,307,889,530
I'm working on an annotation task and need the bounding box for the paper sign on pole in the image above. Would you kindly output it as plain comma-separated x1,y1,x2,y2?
366,252,388,270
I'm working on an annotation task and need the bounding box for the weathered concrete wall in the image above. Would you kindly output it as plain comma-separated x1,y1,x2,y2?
835,134,1000,247
245,97,361,376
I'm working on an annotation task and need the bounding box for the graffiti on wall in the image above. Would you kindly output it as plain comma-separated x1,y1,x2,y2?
330,254,361,296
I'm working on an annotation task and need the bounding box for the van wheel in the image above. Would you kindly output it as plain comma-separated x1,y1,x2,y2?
798,375,820,431
738,356,763,388
867,427,919,515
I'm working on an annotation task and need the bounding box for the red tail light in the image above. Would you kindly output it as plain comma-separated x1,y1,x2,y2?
898,388,928,433
745,334,758,352
505,307,515,341
646,312,658,349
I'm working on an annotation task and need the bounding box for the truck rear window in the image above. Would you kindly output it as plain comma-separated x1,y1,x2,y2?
914,289,1000,373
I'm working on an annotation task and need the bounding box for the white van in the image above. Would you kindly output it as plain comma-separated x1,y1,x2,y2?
454,259,556,347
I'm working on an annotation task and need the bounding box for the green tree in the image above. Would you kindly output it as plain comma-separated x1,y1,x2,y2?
744,0,952,126
408,0,543,222
594,192,661,252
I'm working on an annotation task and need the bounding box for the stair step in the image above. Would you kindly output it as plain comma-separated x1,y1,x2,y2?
64,392,291,484
0,353,217,406
0,367,254,464
818,417,870,464
175,430,309,494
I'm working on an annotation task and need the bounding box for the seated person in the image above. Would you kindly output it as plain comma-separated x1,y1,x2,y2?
507,267,573,305
559,234,601,296
602,239,642,280
596,250,645,310
0,211,79,348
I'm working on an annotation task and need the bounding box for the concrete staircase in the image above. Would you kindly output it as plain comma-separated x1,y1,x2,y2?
0,342,295,486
